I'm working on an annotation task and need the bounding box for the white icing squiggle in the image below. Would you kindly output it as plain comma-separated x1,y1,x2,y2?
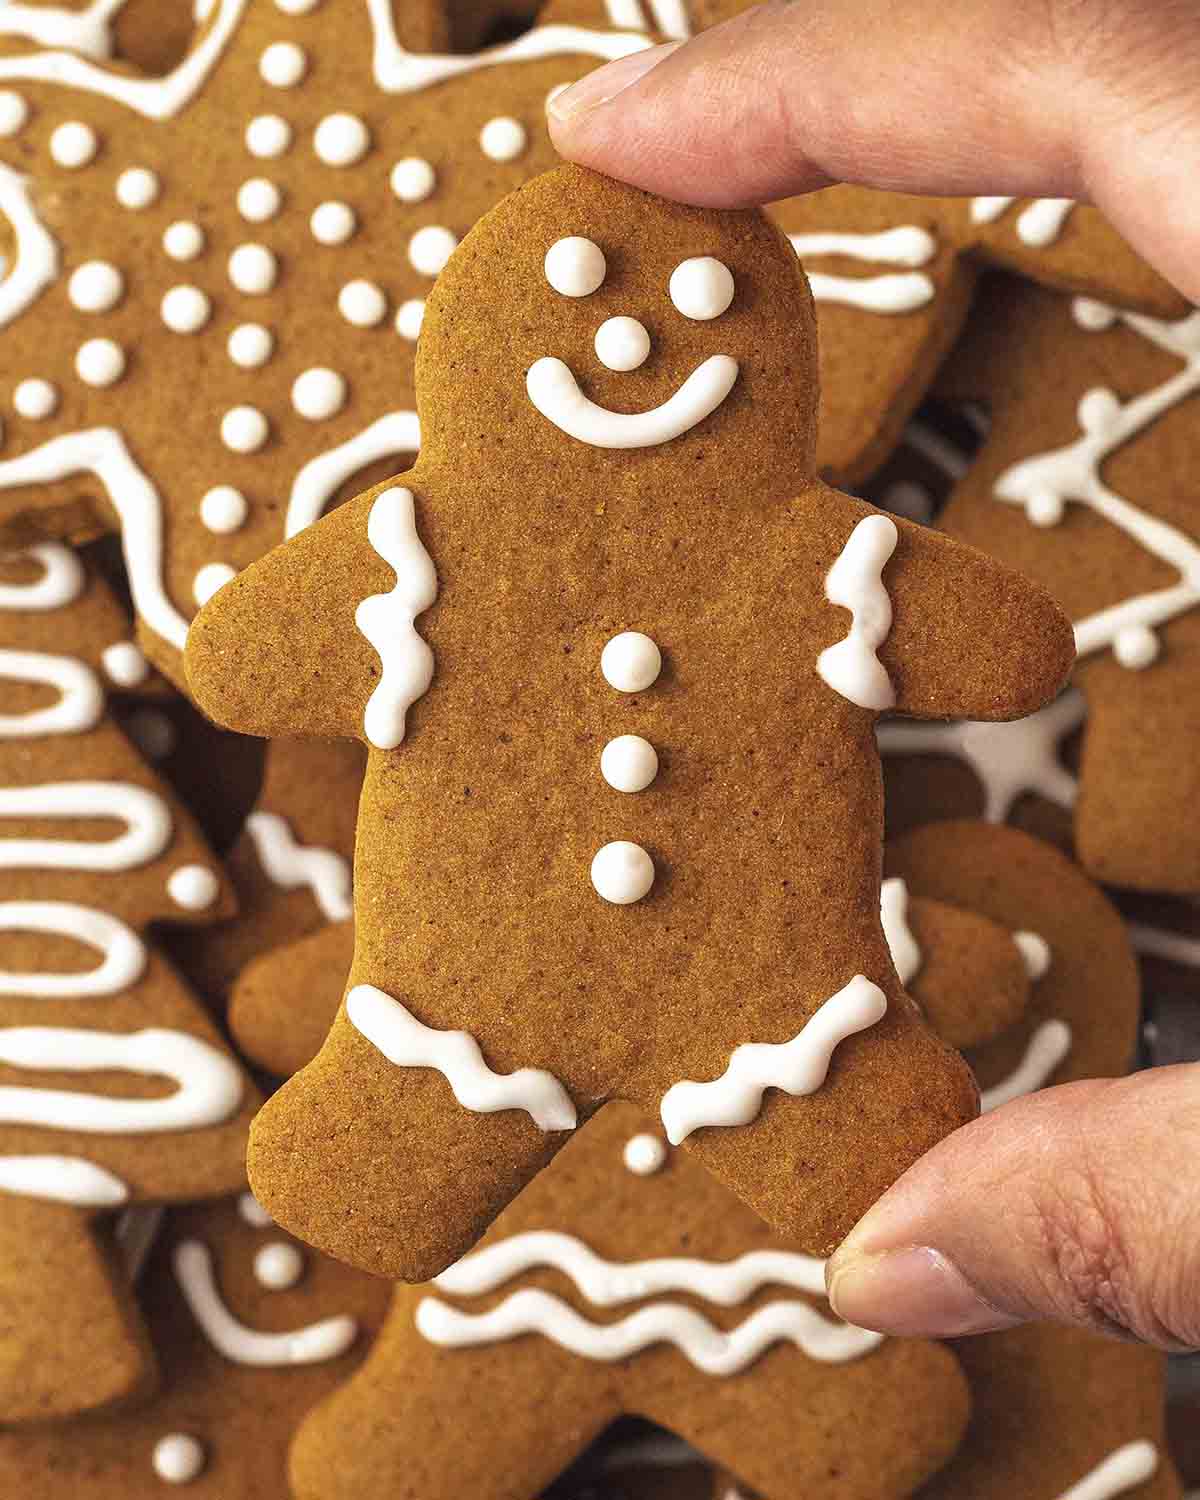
0,902,145,996
173,1239,357,1365
0,782,171,870
0,1025,244,1130
526,355,738,449
285,411,421,538
0,650,104,737
355,487,437,750
791,227,937,315
245,811,352,923
0,1153,127,1205
660,975,887,1144
1054,1441,1158,1500
0,163,60,329
970,196,1076,247
979,1019,1072,1113
880,876,920,986
346,985,577,1132
0,543,83,612
816,515,898,710
0,0,122,59
416,1289,880,1371
1129,923,1200,969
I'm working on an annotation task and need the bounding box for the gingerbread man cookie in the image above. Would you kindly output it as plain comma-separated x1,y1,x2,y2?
0,541,261,1423
0,0,651,685
186,163,1074,1278
289,1102,969,1500
928,275,1200,891
0,0,201,75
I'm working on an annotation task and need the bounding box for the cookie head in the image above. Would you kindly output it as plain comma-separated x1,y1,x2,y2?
415,164,819,503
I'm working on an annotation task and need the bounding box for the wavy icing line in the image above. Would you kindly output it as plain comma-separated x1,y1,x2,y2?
979,1019,1072,1114
0,163,61,330
660,975,888,1144
285,411,421,538
817,515,898,710
0,648,104,737
0,1152,127,1204
0,782,171,870
0,1025,244,1131
790,226,937,315
416,1290,881,1371
880,877,920,986
346,985,577,1132
0,901,146,996
173,1239,357,1366
1055,1441,1158,1500
0,542,84,611
970,196,1076,247
994,301,1200,669
245,812,352,923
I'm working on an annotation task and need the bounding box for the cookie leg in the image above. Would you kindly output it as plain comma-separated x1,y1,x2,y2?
0,1196,156,1422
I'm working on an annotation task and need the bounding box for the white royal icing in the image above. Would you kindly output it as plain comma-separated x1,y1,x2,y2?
970,196,1076,247
0,1025,244,1130
0,0,122,60
979,1019,1072,1113
594,316,651,373
237,1189,273,1228
0,1153,128,1205
253,1240,304,1289
790,226,937,315
0,542,83,611
355,487,438,749
173,1238,357,1364
993,302,1200,669
346,984,577,1132
0,781,171,870
245,810,352,922
167,864,220,910
0,162,60,329
600,631,661,692
285,411,420,536
603,0,692,39
544,236,606,298
101,639,150,685
1128,923,1200,969
623,1132,667,1174
816,514,898,710
590,840,655,905
879,876,920,986
0,648,103,736
479,115,526,162
1053,1441,1158,1500
0,902,146,995
152,1432,206,1485
527,355,739,449
660,975,888,1144
668,257,734,320
600,735,658,793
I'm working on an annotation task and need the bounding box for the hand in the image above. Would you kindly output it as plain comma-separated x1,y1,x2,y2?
547,0,1200,301
822,1065,1200,1349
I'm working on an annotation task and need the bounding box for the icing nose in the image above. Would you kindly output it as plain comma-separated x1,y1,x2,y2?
594,316,651,372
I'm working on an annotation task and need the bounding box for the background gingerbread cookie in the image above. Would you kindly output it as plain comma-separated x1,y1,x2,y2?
0,541,260,1423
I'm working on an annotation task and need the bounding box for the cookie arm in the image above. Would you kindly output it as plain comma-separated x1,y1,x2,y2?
878,511,1075,721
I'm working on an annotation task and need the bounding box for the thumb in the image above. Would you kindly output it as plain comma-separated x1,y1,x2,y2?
547,0,1200,302
824,1065,1200,1350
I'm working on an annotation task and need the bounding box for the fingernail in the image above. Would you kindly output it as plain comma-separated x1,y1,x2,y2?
547,41,684,124
826,1246,1015,1338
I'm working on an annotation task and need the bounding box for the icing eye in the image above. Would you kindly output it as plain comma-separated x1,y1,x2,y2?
594,316,650,372
669,257,734,320
545,237,606,297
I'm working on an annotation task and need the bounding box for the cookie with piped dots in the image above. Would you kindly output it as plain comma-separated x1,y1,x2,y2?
185,162,1074,1279
0,542,260,1423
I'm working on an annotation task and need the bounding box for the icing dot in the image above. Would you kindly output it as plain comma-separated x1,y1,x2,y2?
1026,489,1065,528
0,90,28,137
1013,930,1052,981
545,236,605,297
395,298,425,340
227,323,274,368
152,1433,205,1485
479,116,526,162
600,734,659,793
50,120,98,169
1114,624,1159,670
228,243,278,295
69,260,124,313
246,113,292,158
601,631,661,692
237,177,283,222
339,279,387,327
161,285,211,334
167,865,220,910
126,708,176,761
313,112,370,167
623,1132,667,1175
116,166,159,209
76,338,126,386
237,1190,273,1227
163,221,205,261
310,200,356,245
259,40,307,87
200,486,249,533
220,405,269,453
669,256,734,320
193,563,236,605
1078,388,1121,435
101,641,149,687
390,156,435,203
291,367,346,420
1073,296,1118,332
13,379,58,420
254,1241,304,1289
408,225,458,277
591,841,655,905
594,316,650,372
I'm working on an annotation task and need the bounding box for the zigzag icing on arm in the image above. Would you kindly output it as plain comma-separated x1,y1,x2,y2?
286,411,420,538
346,985,577,1132
816,515,898,710
979,1019,1072,1113
970,196,1076,246
174,1239,357,1365
0,164,60,329
245,812,352,922
659,975,887,1144
880,877,920,986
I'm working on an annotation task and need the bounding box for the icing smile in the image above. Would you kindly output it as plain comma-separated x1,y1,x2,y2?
525,354,739,450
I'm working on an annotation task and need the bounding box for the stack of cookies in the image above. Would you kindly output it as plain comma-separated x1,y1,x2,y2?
0,2,1195,1496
